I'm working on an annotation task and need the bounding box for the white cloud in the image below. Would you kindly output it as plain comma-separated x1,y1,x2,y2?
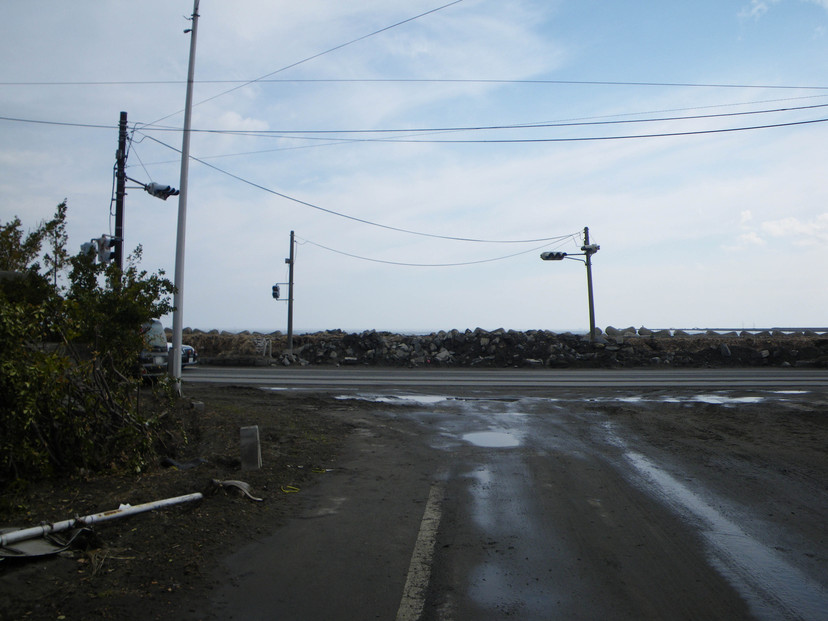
3,1,828,332
761,214,828,244
736,231,767,247
739,0,778,20
741,0,828,19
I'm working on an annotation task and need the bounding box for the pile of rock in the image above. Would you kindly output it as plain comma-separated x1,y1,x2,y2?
181,327,828,369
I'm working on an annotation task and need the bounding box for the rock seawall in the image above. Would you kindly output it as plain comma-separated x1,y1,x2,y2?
179,327,828,369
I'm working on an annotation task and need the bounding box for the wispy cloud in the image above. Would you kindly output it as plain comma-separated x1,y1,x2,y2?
739,0,778,20
761,214,828,244
741,0,828,20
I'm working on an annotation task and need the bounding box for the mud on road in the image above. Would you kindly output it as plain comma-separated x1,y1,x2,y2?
1,385,827,620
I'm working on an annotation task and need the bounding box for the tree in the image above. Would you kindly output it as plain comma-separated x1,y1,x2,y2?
0,202,176,484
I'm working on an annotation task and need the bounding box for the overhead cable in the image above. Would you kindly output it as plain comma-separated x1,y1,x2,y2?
133,101,828,137
4,107,827,148
4,78,827,90
4,96,825,142
144,0,467,127
367,117,828,143
0,115,115,130
139,116,828,147
298,237,575,267
126,94,828,164
139,132,570,244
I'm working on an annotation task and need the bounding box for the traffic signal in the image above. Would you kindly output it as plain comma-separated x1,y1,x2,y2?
97,235,116,263
80,240,97,259
272,284,280,299
540,251,567,261
145,182,180,200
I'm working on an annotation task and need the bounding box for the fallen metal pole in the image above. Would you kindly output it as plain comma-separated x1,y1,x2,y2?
0,492,203,548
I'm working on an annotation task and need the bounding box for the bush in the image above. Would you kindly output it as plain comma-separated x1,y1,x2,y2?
0,202,176,484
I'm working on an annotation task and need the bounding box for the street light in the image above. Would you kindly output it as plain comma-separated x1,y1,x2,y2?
540,227,600,343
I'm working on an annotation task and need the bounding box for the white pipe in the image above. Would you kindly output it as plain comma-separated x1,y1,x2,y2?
0,492,203,548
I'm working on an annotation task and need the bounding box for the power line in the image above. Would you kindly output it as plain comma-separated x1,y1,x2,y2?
4,77,828,90
364,117,828,143
11,112,827,142
0,115,116,130
139,132,572,244
138,115,828,148
127,94,828,164
298,237,575,267
132,101,828,137
4,103,826,151
4,95,825,143
144,0,467,127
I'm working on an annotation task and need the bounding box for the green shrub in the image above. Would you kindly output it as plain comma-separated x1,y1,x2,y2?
0,202,176,484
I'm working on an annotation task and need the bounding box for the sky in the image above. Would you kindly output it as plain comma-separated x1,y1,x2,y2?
1,0,827,334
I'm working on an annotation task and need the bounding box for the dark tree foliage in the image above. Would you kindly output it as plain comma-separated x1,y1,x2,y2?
0,202,176,485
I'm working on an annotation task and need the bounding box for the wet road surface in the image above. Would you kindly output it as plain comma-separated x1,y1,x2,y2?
198,389,828,620
184,366,828,390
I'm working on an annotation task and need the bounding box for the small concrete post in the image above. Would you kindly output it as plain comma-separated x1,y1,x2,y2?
240,425,262,470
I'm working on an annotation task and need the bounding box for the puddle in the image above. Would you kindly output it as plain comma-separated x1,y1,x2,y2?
626,451,828,620
462,431,521,448
583,393,767,405
334,394,450,405
334,392,794,408
690,394,765,405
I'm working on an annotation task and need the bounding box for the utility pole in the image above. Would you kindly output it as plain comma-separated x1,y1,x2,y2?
286,230,295,353
582,226,598,343
114,111,127,270
540,226,600,342
170,0,200,388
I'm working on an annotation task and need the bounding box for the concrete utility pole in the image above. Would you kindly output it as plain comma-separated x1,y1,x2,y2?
170,0,200,388
286,230,295,353
113,111,127,270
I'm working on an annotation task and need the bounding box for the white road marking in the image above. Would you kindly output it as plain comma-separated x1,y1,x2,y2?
396,481,446,621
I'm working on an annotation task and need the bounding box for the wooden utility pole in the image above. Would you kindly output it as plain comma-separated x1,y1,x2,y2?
582,226,598,343
114,111,127,270
286,230,295,353
541,226,600,342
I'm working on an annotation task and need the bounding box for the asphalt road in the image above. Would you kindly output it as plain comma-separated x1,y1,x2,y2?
191,381,828,620
183,365,828,391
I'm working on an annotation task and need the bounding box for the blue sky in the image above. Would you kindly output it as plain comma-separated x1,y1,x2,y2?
1,0,827,333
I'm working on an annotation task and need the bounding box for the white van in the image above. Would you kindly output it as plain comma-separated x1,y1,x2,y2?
139,319,168,377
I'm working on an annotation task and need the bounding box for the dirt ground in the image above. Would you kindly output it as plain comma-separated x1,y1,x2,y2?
1,384,827,620
0,385,372,620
